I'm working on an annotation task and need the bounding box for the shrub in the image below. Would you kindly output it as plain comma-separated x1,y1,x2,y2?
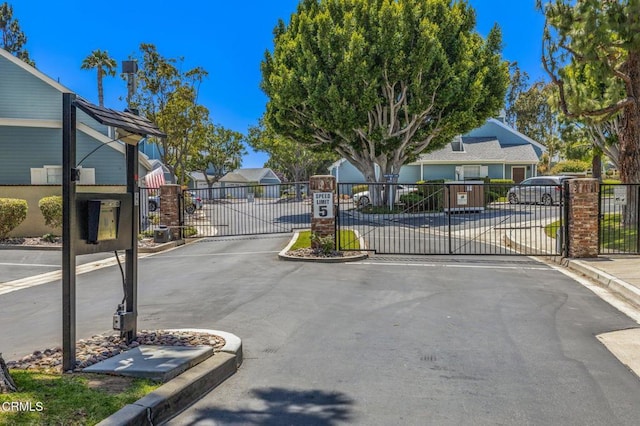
311,232,335,255
414,180,444,211
38,195,63,229
551,160,590,174
0,198,28,239
248,183,264,197
488,179,515,198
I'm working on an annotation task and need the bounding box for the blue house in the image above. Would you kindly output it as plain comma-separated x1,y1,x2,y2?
329,118,544,184
0,48,153,185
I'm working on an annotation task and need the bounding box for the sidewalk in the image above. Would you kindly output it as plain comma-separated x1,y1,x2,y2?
558,256,640,310
504,226,640,309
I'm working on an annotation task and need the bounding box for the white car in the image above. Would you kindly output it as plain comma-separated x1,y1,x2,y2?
353,184,416,207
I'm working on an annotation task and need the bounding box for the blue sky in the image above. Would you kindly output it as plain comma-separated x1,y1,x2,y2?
10,0,546,168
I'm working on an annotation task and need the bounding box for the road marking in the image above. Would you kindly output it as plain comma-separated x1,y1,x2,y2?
0,254,150,296
350,261,550,270
0,262,59,268
156,251,280,258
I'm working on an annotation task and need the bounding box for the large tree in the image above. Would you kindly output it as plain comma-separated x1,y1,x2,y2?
131,43,209,184
81,49,116,107
0,2,33,66
261,0,509,204
188,123,247,191
248,119,337,184
539,0,640,185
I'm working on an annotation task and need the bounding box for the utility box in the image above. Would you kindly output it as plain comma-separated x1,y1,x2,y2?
154,225,170,243
445,181,485,213
87,199,120,244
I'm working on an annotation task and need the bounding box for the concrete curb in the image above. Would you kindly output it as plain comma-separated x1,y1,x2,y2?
97,329,242,426
557,258,640,310
278,231,369,263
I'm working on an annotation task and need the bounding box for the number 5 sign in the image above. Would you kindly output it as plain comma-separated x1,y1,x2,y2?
313,192,334,219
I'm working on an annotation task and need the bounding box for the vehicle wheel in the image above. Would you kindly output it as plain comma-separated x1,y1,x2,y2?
185,204,196,214
148,201,158,212
542,194,553,206
508,193,518,204
357,196,370,207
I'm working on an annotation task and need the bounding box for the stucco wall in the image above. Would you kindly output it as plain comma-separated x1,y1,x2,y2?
0,185,126,237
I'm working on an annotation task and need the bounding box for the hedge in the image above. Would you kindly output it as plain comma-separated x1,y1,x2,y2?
39,195,63,229
0,198,28,239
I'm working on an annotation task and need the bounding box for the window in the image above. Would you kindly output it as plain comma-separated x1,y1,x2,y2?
451,135,464,152
30,166,95,184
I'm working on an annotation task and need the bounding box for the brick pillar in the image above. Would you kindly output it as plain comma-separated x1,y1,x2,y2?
309,175,336,249
160,184,181,241
567,178,599,258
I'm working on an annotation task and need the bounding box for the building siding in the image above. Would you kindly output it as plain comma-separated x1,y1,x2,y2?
0,126,126,184
0,57,61,121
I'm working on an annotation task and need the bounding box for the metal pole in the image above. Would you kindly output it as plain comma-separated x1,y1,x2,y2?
62,93,77,371
124,144,139,342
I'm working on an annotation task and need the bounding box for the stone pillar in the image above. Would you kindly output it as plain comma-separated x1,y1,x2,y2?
309,175,336,249
567,178,599,258
160,184,181,241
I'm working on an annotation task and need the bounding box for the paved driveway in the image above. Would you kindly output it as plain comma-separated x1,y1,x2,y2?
2,237,640,425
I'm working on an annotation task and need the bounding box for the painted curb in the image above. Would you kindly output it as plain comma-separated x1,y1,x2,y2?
278,231,369,263
96,330,242,426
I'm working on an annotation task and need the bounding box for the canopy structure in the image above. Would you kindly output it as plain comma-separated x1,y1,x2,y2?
74,97,166,144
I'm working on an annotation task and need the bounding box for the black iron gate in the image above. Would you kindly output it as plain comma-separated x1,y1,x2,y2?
180,183,310,237
336,182,564,255
599,183,640,254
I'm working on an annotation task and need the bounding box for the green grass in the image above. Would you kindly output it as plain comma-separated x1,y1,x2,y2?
600,213,638,251
290,230,360,251
545,214,637,251
0,371,158,425
544,220,562,239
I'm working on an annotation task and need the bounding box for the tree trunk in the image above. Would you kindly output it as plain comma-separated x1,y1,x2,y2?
0,353,18,393
618,53,640,225
592,153,602,181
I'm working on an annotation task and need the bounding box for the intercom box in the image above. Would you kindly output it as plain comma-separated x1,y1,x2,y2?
87,199,120,243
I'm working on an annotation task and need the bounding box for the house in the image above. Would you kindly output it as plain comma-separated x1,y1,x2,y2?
189,168,282,199
0,48,153,185
329,118,545,184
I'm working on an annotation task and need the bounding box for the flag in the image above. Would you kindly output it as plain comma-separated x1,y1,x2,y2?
144,168,165,189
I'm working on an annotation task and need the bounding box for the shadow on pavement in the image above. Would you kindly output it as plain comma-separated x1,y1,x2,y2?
187,387,354,425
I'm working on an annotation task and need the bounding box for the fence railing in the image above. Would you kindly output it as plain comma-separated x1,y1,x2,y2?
336,182,564,255
599,184,640,254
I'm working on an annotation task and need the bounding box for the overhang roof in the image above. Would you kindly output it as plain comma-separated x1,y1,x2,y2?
74,97,165,139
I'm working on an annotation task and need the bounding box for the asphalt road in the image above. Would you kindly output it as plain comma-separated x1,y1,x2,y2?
2,236,640,425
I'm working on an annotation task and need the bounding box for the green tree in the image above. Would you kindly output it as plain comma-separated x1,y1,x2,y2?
504,62,530,128
130,43,209,185
539,0,640,184
0,2,34,66
248,119,337,184
261,0,509,204
188,123,247,191
81,49,116,107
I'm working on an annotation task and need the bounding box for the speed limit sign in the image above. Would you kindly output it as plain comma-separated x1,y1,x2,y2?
313,192,334,218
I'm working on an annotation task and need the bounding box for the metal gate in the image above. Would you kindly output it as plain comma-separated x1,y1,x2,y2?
599,183,640,254
179,183,311,237
336,182,564,255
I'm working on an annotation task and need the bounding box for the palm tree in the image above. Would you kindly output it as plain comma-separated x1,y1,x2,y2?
81,49,116,106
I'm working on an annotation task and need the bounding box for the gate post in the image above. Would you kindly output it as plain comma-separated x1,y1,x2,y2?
566,178,599,258
309,175,336,249
160,184,182,241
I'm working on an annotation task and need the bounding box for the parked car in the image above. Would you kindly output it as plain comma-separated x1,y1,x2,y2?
353,184,416,207
507,176,570,205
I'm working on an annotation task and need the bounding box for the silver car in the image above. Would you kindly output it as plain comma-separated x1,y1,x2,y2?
507,176,569,205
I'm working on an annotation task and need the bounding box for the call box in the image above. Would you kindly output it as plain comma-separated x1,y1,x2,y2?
87,199,120,243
